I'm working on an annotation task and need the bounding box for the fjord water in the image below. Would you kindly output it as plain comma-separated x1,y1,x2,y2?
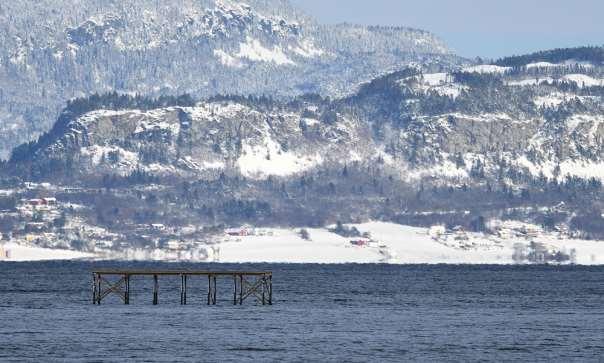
1,262,603,362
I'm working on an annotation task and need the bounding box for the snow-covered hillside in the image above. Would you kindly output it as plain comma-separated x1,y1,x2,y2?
373,61,604,183
12,54,604,185
3,43,604,261
0,0,459,159
26,98,373,179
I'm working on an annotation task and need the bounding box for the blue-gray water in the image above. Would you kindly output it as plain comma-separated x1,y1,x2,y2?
1,262,603,362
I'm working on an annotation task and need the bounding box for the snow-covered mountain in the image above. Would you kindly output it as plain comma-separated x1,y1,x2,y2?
12,51,604,188
3,47,604,257
0,0,459,159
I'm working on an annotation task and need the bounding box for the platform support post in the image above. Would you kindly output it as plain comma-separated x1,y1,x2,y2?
92,273,96,304
268,274,273,305
213,275,217,305
207,275,212,305
262,275,266,305
184,275,187,305
92,273,97,304
233,275,237,305
97,274,102,305
180,274,184,305
153,275,159,305
239,274,244,305
125,274,130,305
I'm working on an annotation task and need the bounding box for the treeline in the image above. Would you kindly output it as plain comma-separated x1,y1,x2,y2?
494,46,604,68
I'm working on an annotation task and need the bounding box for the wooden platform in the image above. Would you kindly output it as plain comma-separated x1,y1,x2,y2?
92,270,272,306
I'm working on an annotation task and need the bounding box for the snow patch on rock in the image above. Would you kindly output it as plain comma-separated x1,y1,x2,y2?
214,49,244,68
236,37,295,65
561,74,604,88
186,102,250,121
290,39,324,58
238,137,322,178
81,145,139,172
462,65,511,74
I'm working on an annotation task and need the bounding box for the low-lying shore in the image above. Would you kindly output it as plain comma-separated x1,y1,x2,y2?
2,222,603,265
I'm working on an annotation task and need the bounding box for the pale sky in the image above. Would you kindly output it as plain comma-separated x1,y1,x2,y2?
290,0,604,59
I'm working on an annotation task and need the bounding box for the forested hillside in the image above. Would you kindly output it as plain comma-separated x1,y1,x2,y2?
3,55,604,242
0,0,460,159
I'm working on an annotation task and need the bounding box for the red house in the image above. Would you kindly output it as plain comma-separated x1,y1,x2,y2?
225,227,250,236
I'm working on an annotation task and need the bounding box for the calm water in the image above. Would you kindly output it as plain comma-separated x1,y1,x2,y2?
0,262,603,362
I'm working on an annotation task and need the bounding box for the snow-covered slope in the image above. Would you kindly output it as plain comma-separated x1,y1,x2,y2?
11,57,604,186
5,222,601,265
363,63,604,183
118,222,604,265
18,97,374,179
0,0,459,159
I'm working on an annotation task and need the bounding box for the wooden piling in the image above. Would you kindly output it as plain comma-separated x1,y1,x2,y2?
233,275,237,305
97,274,102,305
92,273,97,305
207,274,211,305
268,274,272,305
239,274,244,305
262,276,266,305
212,275,217,305
183,275,187,305
153,275,159,305
125,274,130,305
179,274,189,305
180,274,185,305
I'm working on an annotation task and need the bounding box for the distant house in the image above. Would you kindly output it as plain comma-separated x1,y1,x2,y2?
225,227,250,236
27,199,45,206
64,188,83,193
25,222,46,232
151,224,166,231
95,240,114,249
528,242,549,263
166,240,182,250
429,225,446,239
350,238,371,247
0,245,9,260
42,197,57,205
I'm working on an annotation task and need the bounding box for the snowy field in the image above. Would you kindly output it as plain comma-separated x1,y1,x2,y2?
217,222,604,265
2,222,603,264
0,242,93,262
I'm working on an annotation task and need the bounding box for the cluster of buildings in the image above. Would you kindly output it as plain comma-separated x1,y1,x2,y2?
4,197,64,248
428,220,579,264
428,225,495,250
224,226,273,238
513,242,577,264
348,237,397,262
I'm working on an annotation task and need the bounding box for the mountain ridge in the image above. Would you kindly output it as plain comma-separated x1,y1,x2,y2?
1,47,604,259
8,52,604,189
0,0,459,159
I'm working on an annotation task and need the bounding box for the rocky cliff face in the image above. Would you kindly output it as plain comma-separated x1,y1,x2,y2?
12,58,604,187
0,0,459,159
347,62,604,183
16,97,375,180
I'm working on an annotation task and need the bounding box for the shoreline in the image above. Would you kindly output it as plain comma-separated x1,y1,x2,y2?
2,222,602,265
